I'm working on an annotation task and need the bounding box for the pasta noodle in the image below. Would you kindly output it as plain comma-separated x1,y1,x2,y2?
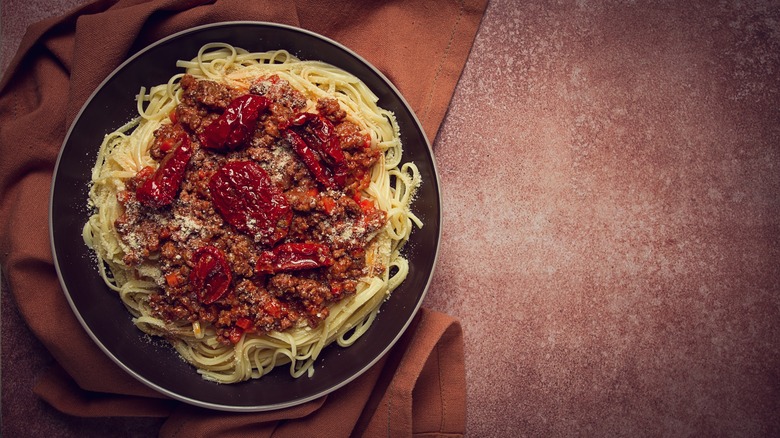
83,44,421,383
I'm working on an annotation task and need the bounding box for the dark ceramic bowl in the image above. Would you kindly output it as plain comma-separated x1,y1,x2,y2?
49,22,441,411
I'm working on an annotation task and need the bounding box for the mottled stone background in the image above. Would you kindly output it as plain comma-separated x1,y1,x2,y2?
427,1,779,436
3,0,779,436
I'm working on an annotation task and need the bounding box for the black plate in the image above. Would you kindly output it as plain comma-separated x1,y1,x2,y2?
49,22,441,411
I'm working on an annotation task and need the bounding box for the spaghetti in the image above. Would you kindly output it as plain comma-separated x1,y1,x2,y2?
83,43,421,383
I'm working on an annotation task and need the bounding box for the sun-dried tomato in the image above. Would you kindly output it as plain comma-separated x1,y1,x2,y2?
209,160,292,246
136,134,192,208
255,242,334,274
189,246,232,304
284,112,349,188
199,94,270,151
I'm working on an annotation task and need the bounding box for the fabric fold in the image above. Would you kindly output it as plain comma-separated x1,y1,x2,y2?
0,0,487,435
34,364,176,417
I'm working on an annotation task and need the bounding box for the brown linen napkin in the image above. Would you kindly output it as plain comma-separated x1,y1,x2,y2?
0,0,485,435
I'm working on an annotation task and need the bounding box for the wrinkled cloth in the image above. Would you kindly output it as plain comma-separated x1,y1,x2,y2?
0,0,486,435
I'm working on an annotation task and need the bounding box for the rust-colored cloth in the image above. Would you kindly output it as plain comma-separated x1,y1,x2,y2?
0,0,486,436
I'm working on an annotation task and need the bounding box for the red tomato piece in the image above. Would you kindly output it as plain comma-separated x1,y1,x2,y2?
227,326,243,344
283,129,338,189
321,196,336,215
288,113,348,187
263,299,283,318
136,134,192,208
209,161,292,246
189,246,232,305
235,317,253,331
255,242,334,274
199,94,270,151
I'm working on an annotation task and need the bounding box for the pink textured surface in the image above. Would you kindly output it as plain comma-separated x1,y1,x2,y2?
2,0,780,436
424,1,780,435
0,0,87,75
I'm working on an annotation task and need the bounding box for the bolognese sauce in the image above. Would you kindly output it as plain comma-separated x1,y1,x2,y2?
114,74,386,345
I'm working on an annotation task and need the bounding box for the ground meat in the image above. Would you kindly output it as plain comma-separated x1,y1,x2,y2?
114,168,170,265
175,74,238,134
149,123,187,160
175,104,209,133
180,74,237,110
278,146,314,189
268,273,332,324
220,232,256,278
117,75,389,345
317,97,346,122
285,186,318,212
334,121,370,151
249,75,307,111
